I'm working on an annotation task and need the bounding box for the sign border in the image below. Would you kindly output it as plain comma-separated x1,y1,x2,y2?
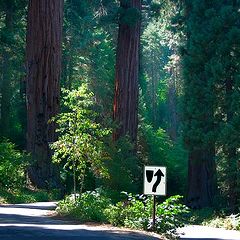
143,165,167,196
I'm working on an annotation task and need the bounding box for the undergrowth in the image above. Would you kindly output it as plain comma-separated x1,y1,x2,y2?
56,189,190,237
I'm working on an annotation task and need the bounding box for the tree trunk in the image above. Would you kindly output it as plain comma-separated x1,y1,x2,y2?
187,147,216,208
113,0,141,143
26,0,63,189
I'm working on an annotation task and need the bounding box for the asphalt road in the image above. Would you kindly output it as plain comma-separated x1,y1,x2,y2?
178,225,240,240
0,202,162,240
1,202,240,240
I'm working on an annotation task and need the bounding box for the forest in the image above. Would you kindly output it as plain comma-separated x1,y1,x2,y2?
0,0,240,236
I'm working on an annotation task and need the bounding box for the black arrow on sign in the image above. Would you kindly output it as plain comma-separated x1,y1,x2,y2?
152,169,164,192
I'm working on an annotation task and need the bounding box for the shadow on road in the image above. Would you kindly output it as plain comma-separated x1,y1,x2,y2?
0,213,62,224
0,224,160,240
0,204,161,239
0,203,56,211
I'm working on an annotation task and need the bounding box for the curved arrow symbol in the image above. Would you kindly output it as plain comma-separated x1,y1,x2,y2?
152,169,164,192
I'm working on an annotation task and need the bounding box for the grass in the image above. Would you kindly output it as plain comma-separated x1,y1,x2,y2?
0,187,61,204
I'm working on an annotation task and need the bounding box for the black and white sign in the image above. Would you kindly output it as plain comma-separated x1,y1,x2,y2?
144,166,166,196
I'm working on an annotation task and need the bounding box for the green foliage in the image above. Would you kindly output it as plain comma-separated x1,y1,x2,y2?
0,188,60,204
189,207,217,225
106,193,189,235
0,0,27,147
0,139,28,189
180,0,240,209
138,123,187,195
102,137,140,194
51,84,110,192
57,189,111,222
105,192,151,229
57,190,189,235
155,195,189,234
88,29,115,115
190,208,240,231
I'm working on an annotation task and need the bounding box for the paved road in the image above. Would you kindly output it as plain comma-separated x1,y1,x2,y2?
0,202,162,240
178,225,240,240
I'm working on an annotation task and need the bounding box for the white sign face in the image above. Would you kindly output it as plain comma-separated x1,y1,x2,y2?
144,166,166,196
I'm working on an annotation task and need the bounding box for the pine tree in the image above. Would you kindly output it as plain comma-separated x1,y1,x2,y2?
182,0,218,208
215,0,240,211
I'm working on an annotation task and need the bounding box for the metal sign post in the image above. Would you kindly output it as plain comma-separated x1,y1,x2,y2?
152,195,156,229
143,166,167,230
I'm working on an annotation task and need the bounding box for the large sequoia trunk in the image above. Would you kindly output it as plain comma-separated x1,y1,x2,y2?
26,0,63,188
187,147,216,208
113,0,141,143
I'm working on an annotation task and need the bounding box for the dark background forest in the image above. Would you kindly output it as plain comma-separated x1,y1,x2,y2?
0,0,240,224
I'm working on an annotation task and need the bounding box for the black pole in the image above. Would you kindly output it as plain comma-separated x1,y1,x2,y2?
152,195,156,230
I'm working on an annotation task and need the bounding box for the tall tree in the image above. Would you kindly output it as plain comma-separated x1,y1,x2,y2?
26,0,63,188
215,0,240,211
113,0,141,143
182,0,218,208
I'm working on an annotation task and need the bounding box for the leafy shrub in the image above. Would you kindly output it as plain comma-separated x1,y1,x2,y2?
56,190,189,235
0,139,29,189
105,193,189,235
57,189,111,222
104,201,129,226
155,195,190,234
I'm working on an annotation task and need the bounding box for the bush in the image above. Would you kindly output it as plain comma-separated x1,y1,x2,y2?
0,139,29,189
56,190,189,236
155,195,190,234
105,193,189,235
56,189,111,222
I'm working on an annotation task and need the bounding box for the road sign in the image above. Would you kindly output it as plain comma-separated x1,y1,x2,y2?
144,166,166,196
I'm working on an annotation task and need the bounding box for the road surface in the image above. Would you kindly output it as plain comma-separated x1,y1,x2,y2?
178,225,240,240
1,202,240,240
0,202,162,240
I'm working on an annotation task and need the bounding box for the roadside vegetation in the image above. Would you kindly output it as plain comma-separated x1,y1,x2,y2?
190,208,240,231
56,189,189,237
0,139,60,204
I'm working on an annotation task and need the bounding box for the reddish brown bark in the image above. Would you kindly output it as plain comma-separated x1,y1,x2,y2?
187,147,216,208
113,0,141,143
26,0,63,188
